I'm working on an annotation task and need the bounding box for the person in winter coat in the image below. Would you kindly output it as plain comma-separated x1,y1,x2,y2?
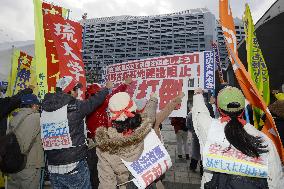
171,117,190,159
7,94,44,189
96,92,158,189
192,87,283,189
85,78,131,189
86,77,133,138
263,99,284,146
41,76,111,189
0,88,33,136
186,110,203,176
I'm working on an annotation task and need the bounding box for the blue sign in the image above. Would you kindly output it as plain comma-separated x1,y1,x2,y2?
204,51,215,90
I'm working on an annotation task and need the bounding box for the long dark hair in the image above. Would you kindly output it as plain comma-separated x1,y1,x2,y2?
223,110,268,157
112,112,142,133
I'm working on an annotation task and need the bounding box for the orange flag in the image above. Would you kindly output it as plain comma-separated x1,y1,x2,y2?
219,0,284,162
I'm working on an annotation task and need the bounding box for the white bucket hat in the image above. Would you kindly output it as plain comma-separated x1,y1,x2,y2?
108,92,137,121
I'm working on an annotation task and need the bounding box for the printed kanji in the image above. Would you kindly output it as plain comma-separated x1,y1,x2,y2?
136,80,148,99
153,146,165,159
17,68,31,83
146,68,156,79
142,170,154,186
151,163,162,178
67,61,84,81
139,155,152,170
62,42,80,61
130,161,145,174
159,79,182,110
54,23,77,43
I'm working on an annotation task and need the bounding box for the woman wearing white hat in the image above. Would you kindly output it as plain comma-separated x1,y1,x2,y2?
95,92,158,189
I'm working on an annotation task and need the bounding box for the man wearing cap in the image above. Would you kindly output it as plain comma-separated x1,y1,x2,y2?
7,94,44,189
0,88,33,136
41,76,111,189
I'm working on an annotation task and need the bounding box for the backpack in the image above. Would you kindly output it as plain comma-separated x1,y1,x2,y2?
0,133,27,173
0,113,36,174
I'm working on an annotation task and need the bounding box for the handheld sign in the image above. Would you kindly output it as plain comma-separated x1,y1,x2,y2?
40,105,73,150
122,129,172,189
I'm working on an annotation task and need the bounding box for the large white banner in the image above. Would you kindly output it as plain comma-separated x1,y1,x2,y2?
102,51,215,117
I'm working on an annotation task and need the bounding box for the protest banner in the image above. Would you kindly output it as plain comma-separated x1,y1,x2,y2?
122,130,172,189
41,105,72,150
34,0,68,98
203,121,268,178
7,50,35,96
212,41,225,84
44,14,86,99
220,0,284,162
243,3,270,129
103,51,215,117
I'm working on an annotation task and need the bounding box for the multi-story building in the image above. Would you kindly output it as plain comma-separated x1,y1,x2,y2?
82,8,216,82
217,18,245,70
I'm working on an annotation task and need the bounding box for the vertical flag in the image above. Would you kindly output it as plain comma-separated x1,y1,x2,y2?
219,0,284,162
212,41,225,84
243,4,270,129
34,0,48,99
34,0,68,99
44,14,86,99
7,50,35,96
7,50,20,97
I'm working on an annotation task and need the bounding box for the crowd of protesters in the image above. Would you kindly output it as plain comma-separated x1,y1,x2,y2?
0,78,284,189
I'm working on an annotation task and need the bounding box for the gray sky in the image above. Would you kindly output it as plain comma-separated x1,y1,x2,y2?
0,0,277,43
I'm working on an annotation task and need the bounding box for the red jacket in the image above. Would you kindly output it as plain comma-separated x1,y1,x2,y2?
171,117,186,134
86,84,128,138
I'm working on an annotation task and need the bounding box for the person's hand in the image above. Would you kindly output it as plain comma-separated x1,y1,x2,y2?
105,81,113,89
272,90,279,94
210,96,216,104
124,77,133,85
194,88,203,95
150,92,158,99
177,91,185,99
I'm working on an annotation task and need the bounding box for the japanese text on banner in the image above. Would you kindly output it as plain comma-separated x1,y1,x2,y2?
103,52,215,117
44,14,86,99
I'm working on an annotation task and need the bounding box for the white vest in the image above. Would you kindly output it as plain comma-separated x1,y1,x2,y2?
203,120,268,178
40,105,73,150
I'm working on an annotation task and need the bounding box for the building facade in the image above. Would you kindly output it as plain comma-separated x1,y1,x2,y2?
82,8,216,82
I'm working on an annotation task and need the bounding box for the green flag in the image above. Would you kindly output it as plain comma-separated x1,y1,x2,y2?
243,3,270,129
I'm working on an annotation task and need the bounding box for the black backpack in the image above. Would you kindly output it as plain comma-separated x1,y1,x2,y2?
0,113,36,174
0,133,27,173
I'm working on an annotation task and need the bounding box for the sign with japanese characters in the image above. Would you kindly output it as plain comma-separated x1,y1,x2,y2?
122,130,172,189
42,2,66,93
35,0,68,99
44,14,86,99
203,120,268,178
212,42,225,84
41,105,73,150
7,50,36,96
103,51,214,117
203,51,215,90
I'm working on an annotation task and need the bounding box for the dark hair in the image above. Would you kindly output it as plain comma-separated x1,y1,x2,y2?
112,112,142,133
223,110,268,157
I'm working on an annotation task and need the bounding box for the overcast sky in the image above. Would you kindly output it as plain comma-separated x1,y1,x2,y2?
0,0,277,43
